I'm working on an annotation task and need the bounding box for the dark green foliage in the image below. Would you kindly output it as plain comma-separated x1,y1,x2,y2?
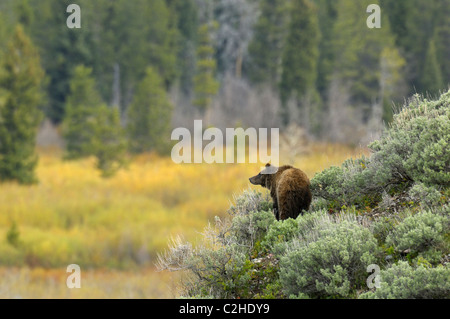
0,24,44,184
1,0,447,139
25,0,179,122
1,0,447,142
127,67,173,154
90,104,128,178
382,0,449,95
100,0,179,89
62,65,127,177
31,0,93,124
381,0,411,49
246,0,290,86
193,22,219,113
422,38,444,96
330,0,405,121
433,22,450,89
14,0,34,29
315,0,338,96
279,0,319,106
62,65,103,159
6,221,21,247
167,0,199,94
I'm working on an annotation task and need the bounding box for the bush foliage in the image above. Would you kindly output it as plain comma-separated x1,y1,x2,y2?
311,90,450,210
386,210,448,254
279,218,379,298
359,261,450,299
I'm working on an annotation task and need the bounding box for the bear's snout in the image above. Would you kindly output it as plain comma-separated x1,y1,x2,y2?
249,175,261,185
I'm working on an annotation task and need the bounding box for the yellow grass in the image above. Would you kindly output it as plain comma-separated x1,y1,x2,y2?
0,143,368,298
0,266,179,298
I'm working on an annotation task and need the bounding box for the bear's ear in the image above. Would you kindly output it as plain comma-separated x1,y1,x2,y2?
261,164,278,175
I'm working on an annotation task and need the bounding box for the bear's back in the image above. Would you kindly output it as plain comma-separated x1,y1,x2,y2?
276,166,310,190
275,166,311,219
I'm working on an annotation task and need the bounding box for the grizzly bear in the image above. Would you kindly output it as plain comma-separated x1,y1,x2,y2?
249,163,312,220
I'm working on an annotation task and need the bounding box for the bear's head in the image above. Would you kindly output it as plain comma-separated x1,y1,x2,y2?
249,163,278,188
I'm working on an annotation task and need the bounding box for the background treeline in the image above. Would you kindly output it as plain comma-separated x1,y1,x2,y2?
0,0,449,181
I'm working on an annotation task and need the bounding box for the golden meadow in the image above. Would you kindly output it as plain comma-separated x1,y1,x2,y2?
0,144,367,298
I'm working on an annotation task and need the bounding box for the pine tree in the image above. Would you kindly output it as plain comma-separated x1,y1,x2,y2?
6,221,20,247
193,22,219,113
31,0,93,124
383,0,443,94
421,38,444,96
62,65,103,160
0,25,44,184
127,67,173,154
431,1,450,91
90,104,127,178
280,0,319,102
62,65,126,177
279,0,320,123
316,0,338,97
246,0,291,86
330,0,404,121
166,0,199,94
14,0,34,30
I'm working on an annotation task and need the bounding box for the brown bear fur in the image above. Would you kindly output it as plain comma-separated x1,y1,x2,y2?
249,163,312,220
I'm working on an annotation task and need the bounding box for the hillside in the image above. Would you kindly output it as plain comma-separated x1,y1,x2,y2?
157,90,450,299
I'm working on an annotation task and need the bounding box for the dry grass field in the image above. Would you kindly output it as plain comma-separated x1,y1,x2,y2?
0,143,368,298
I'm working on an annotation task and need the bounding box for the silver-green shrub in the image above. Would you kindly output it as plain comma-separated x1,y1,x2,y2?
310,156,379,208
261,218,299,255
408,182,443,208
359,261,450,299
311,89,450,209
229,209,274,250
262,210,329,255
279,218,379,298
156,190,276,298
386,210,449,254
369,90,450,188
371,216,398,244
